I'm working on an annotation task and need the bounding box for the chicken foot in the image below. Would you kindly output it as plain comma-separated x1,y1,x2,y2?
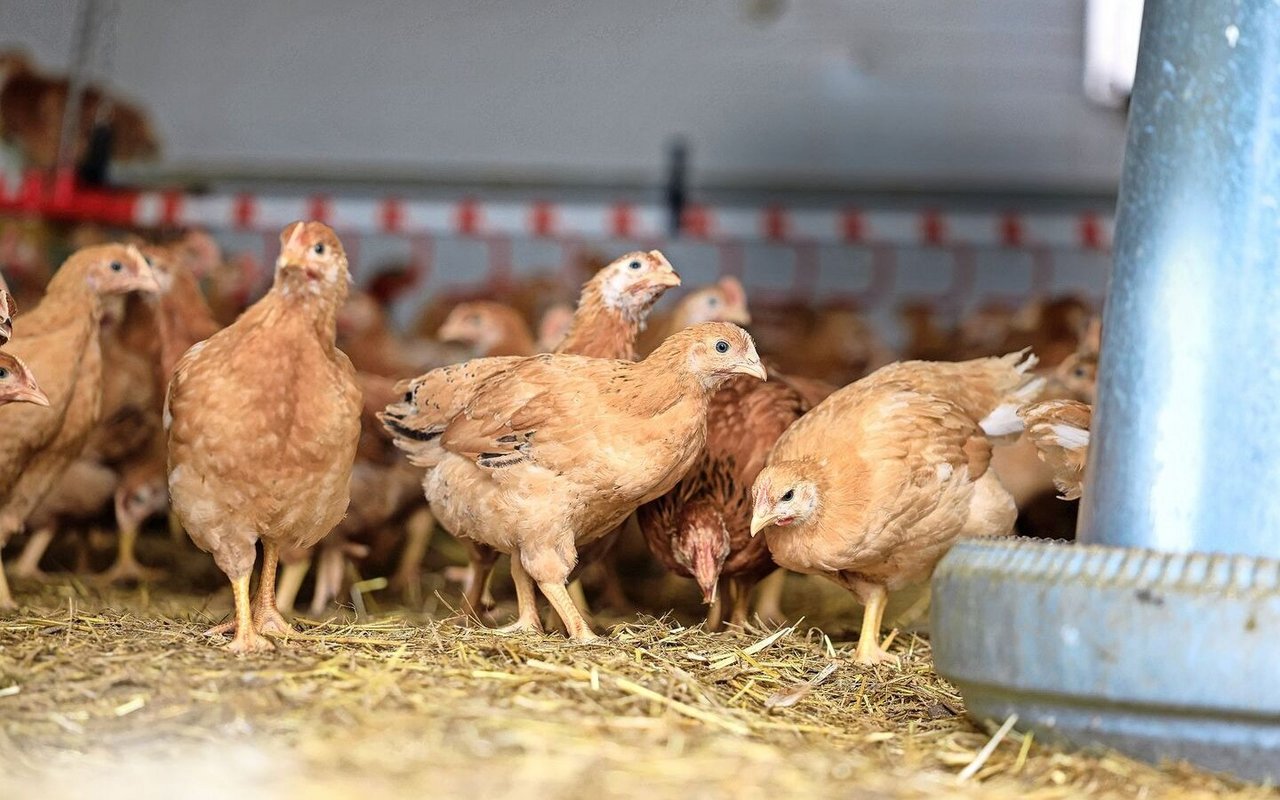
849,581,899,667
96,522,164,585
211,573,274,654
496,555,542,634
206,542,292,648
10,525,55,581
539,579,599,643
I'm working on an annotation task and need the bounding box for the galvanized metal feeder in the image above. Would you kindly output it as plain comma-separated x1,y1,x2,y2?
932,0,1280,782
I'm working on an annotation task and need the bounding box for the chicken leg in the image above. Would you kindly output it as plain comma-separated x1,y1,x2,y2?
850,581,899,666
274,557,310,614
97,520,164,585
254,542,292,634
223,573,273,654
539,579,598,643
727,577,752,628
10,525,54,581
207,543,291,642
389,506,434,605
497,555,543,634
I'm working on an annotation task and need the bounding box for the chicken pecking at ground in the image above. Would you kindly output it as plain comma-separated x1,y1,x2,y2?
1019,399,1091,501
0,243,158,608
382,322,766,641
437,300,537,357
749,352,1042,665
166,221,362,653
636,371,825,630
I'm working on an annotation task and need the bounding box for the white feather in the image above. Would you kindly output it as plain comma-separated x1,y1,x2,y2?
1049,423,1090,449
979,403,1025,438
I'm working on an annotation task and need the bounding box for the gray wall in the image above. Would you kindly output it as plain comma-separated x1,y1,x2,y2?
3,0,1126,192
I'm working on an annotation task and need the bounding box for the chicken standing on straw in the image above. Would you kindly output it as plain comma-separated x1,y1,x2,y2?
383,321,766,641
750,353,1042,665
166,221,361,653
0,244,157,608
447,251,682,615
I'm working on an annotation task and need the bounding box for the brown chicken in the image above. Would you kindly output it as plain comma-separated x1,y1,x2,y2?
446,251,682,614
382,322,766,640
0,50,160,170
637,372,824,629
555,251,683,360
0,244,157,608
1019,400,1091,500
749,353,1042,664
638,276,751,356
166,221,362,653
438,301,536,357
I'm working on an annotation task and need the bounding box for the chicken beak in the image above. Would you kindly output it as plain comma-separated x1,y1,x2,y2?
749,512,777,538
651,268,682,289
127,247,162,294
17,384,50,407
692,549,720,605
734,359,768,381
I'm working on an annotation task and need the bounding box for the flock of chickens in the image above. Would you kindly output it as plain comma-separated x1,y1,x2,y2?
0,220,1098,663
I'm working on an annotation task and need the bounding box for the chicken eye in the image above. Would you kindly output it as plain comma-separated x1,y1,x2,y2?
781,489,795,502
144,255,154,267
403,391,413,403
0,368,9,379
465,314,481,325
109,261,123,272
1073,367,1087,378
313,243,325,255
707,296,720,307
714,340,730,354
628,260,642,270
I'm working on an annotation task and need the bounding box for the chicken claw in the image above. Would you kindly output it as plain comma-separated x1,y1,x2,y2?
209,574,275,654
850,583,900,667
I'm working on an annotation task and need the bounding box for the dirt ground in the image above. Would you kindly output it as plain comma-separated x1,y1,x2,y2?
0,558,1273,800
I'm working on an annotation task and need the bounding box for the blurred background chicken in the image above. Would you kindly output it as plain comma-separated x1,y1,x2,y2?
0,243,157,607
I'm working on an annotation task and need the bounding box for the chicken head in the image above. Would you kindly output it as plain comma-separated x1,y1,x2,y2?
0,352,48,406
682,322,767,387
749,464,821,536
671,498,732,604
275,221,351,296
84,244,160,296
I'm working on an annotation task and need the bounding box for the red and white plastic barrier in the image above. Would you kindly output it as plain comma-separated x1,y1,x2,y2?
0,167,1113,250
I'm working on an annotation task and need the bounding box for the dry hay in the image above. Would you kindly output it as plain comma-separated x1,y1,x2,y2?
0,582,1273,800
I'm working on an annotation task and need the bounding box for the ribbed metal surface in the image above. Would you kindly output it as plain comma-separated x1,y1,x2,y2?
933,537,1280,780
